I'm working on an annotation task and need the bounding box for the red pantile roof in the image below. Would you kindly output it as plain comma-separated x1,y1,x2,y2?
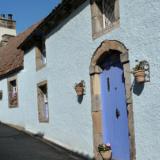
0,23,39,78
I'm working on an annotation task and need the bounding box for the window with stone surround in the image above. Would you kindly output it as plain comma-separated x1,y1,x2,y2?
8,76,18,108
37,81,49,123
91,0,120,39
35,39,47,71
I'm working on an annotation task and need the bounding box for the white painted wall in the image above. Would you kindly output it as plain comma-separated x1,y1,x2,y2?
20,44,94,156
0,76,25,127
0,0,160,159
0,27,16,41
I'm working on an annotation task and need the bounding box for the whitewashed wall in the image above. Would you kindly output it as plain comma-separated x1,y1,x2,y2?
0,0,160,159
0,77,24,126
0,27,16,41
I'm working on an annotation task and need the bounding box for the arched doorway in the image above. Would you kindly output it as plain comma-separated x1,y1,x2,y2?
90,40,136,160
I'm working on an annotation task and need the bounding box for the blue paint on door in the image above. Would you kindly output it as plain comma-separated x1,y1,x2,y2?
100,58,130,160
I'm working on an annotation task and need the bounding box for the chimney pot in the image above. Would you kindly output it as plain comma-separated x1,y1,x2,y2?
8,14,13,20
1,14,5,19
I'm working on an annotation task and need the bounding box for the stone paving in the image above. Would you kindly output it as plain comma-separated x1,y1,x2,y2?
0,123,90,160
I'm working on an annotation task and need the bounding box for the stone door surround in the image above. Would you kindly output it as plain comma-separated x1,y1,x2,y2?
89,40,136,160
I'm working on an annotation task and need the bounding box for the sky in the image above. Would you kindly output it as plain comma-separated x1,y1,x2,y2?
0,0,60,33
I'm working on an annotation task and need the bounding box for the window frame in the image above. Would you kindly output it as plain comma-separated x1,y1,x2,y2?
35,39,47,71
37,80,49,123
90,0,120,39
7,75,18,108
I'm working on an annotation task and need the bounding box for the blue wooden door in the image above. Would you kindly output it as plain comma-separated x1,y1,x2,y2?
100,59,130,160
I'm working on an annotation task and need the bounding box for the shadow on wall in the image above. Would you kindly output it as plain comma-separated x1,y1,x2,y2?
77,95,83,104
132,80,145,96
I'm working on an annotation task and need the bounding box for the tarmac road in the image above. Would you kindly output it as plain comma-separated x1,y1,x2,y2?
0,123,89,160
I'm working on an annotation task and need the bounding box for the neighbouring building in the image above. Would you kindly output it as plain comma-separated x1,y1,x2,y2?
0,14,16,46
0,0,160,160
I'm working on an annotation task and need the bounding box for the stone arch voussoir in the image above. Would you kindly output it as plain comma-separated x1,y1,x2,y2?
91,40,128,66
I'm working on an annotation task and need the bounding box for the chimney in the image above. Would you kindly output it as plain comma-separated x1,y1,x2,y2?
0,14,16,30
0,13,16,47
0,34,15,47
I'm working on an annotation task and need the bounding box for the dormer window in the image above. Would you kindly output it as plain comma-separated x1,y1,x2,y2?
91,0,120,39
35,39,47,70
